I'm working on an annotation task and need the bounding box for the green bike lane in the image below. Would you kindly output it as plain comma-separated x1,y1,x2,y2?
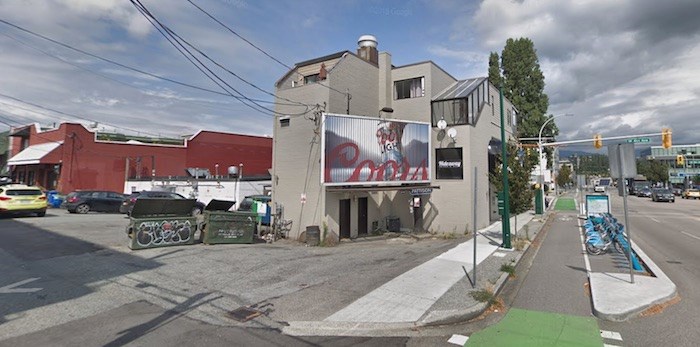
465,197,606,346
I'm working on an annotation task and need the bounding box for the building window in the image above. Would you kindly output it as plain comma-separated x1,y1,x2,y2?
394,77,424,100
279,117,290,127
304,74,320,84
431,98,468,127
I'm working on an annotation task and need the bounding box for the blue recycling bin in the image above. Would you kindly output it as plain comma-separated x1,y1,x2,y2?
46,190,63,208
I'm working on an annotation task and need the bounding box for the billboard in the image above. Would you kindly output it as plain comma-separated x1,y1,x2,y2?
322,113,431,186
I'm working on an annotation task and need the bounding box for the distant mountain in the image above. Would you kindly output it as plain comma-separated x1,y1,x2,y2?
559,146,651,159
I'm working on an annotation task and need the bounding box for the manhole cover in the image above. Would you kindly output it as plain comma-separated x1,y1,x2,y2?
226,307,262,322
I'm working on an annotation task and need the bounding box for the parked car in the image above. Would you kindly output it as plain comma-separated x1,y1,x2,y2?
0,184,47,217
672,188,683,196
594,185,606,193
64,190,126,214
651,188,675,203
682,189,700,199
120,191,205,216
636,187,652,198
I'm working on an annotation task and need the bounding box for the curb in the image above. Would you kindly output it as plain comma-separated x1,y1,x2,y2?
417,212,552,327
589,239,678,321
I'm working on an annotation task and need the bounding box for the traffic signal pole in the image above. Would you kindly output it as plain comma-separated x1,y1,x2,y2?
541,131,671,148
499,84,511,249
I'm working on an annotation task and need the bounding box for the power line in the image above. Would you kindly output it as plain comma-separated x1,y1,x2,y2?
186,0,351,99
130,0,312,117
0,31,295,108
0,18,307,109
0,92,165,137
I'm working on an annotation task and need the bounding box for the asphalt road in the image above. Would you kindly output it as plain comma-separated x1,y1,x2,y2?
598,192,700,346
0,209,467,346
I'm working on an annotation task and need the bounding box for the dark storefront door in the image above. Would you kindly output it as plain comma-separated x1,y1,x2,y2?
358,197,368,235
339,199,351,239
412,196,423,232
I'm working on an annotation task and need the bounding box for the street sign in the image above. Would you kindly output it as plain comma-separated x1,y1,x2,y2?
626,137,650,143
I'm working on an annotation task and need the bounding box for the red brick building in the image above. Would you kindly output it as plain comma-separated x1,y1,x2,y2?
6,122,271,194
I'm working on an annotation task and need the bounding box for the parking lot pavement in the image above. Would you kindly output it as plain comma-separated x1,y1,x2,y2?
0,211,464,341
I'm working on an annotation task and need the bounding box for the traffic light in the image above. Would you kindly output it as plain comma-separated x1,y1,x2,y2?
593,134,602,149
677,155,684,166
662,128,672,149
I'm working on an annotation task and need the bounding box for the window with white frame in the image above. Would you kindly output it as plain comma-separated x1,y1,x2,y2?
394,77,425,100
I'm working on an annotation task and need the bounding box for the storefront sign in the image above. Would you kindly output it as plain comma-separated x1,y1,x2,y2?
410,188,433,195
322,113,431,186
586,194,610,217
435,148,463,179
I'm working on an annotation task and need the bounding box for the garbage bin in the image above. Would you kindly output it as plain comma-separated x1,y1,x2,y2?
47,190,62,208
306,225,320,246
200,199,256,244
126,198,198,250
386,217,401,232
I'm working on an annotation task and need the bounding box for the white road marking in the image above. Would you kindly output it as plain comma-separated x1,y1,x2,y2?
600,330,623,340
448,334,469,345
649,217,661,223
578,219,592,273
492,252,506,257
681,231,700,241
0,278,42,294
603,344,622,347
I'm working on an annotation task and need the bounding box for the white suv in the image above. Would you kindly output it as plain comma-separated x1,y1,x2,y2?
594,185,606,193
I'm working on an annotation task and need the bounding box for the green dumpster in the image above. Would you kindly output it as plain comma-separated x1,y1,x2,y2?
126,198,198,250
200,199,256,244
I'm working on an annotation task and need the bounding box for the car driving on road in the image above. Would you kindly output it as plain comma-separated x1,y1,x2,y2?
682,188,700,200
636,187,652,198
651,188,675,203
0,184,47,217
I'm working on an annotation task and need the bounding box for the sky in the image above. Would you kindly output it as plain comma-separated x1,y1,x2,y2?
1,0,699,151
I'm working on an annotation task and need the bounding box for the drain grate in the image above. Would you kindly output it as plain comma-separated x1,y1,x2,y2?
226,307,262,322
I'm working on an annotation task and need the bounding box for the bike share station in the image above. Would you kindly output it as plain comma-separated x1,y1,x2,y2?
126,198,264,250
582,142,646,281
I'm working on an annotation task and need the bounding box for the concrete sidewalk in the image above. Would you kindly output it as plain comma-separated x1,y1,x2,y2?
283,211,541,336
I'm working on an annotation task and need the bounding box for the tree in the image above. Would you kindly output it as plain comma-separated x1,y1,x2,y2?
556,165,573,188
500,38,553,139
490,141,534,214
488,52,502,88
637,159,669,183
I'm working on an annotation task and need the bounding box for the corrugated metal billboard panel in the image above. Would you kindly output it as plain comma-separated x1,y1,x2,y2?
321,113,431,186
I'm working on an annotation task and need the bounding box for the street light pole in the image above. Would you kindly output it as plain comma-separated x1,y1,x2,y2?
499,85,511,249
538,113,573,211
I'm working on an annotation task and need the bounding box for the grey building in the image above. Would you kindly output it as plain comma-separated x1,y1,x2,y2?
273,36,517,240
649,144,700,186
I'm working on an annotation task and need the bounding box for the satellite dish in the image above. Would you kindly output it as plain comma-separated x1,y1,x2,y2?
447,128,457,139
437,119,447,130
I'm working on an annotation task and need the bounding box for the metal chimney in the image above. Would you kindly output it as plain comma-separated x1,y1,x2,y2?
357,35,378,65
